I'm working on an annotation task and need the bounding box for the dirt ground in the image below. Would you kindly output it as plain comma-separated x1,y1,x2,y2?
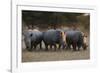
22,48,90,62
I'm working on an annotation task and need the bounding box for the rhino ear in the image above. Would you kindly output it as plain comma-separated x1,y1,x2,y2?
83,33,87,37
85,34,87,37
30,34,33,37
60,31,65,37
84,35,87,37
59,31,62,36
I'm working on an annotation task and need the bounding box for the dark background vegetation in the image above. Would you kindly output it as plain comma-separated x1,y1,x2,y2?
22,10,90,32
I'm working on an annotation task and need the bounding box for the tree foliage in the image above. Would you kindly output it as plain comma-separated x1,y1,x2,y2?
22,10,89,29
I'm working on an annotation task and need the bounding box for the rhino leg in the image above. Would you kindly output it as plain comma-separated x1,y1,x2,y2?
82,43,87,50
54,44,57,51
40,42,42,50
32,44,36,51
45,44,48,51
50,45,52,49
26,46,31,51
72,42,77,51
77,45,81,51
58,44,61,50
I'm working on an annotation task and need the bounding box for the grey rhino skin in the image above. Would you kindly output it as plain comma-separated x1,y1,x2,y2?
43,29,66,51
65,30,84,51
31,30,43,50
23,30,43,51
23,30,32,51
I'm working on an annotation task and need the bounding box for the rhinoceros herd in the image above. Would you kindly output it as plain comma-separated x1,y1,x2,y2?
23,29,88,51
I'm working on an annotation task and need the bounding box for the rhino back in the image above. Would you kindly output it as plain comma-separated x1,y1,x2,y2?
31,31,43,43
43,29,60,44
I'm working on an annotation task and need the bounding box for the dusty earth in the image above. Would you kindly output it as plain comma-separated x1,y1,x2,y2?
22,46,90,62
